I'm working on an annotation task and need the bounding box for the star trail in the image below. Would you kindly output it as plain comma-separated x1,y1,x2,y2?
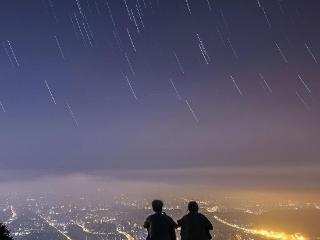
0,0,319,184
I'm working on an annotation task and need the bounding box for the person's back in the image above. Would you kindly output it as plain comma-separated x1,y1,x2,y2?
144,212,176,240
143,200,177,240
178,201,213,240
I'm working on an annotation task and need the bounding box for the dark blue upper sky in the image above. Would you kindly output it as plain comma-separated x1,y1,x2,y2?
0,0,320,179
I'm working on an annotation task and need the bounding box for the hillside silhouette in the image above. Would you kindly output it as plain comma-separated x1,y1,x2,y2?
0,223,13,240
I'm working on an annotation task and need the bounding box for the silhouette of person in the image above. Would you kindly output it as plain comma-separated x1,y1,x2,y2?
177,201,213,240
143,200,177,240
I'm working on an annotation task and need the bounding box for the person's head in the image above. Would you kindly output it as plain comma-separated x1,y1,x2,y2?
188,201,199,212
152,200,164,213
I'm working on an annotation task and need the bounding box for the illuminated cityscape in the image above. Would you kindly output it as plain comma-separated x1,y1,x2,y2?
1,192,319,240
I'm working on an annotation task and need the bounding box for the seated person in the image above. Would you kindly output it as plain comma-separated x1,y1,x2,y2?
177,201,213,240
144,200,177,240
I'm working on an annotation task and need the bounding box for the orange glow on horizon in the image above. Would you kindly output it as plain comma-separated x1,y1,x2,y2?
214,216,308,240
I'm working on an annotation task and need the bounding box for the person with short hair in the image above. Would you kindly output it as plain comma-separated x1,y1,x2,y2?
177,201,213,240
143,200,177,240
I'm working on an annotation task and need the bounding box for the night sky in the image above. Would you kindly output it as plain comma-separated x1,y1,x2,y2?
1,0,320,186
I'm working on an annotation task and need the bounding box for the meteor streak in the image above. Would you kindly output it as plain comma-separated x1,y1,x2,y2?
259,73,272,94
0,101,6,113
124,74,138,100
66,102,79,127
54,35,66,60
44,80,57,105
304,43,318,64
186,99,199,123
298,74,312,94
7,40,20,67
127,28,137,52
275,41,288,63
230,74,243,96
169,79,182,100
173,51,185,74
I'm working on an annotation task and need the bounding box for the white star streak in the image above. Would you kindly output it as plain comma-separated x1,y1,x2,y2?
124,74,138,100
136,0,143,14
275,41,288,63
259,73,272,94
257,0,272,28
305,43,318,64
54,35,66,60
256,0,262,7
261,8,272,28
220,9,230,34
2,42,14,67
216,27,226,48
260,82,271,96
227,38,239,59
0,101,5,113
113,30,123,52
136,5,145,28
230,74,243,96
298,74,312,94
295,92,310,110
48,0,59,23
74,13,86,44
127,28,137,52
169,79,182,100
94,0,101,15
206,0,212,11
106,0,116,29
199,44,209,64
66,102,79,127
185,0,191,14
83,17,94,40
125,53,135,75
141,0,147,8
82,21,93,47
131,9,140,33
123,0,132,21
7,40,20,67
196,33,210,64
186,99,199,123
70,15,79,40
173,51,185,74
75,0,84,17
44,80,57,105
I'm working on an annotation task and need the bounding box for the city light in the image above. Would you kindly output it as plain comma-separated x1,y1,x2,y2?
214,216,308,240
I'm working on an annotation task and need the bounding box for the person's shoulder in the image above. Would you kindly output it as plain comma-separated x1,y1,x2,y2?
187,212,195,218
146,213,156,220
180,213,189,218
178,213,189,222
160,213,171,220
198,212,208,218
198,212,212,223
165,214,176,222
